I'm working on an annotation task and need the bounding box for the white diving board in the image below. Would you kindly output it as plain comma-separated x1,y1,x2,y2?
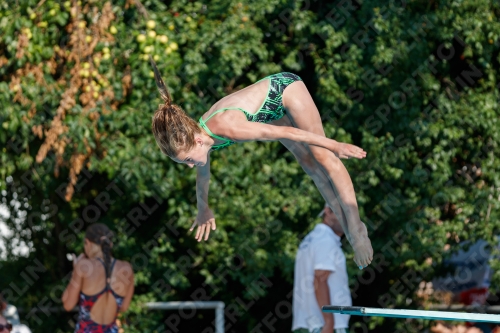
322,306,500,323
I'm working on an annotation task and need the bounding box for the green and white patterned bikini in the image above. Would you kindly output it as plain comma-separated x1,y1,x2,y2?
198,72,302,151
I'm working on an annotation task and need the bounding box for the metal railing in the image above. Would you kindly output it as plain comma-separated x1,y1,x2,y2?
145,301,225,333
18,301,226,332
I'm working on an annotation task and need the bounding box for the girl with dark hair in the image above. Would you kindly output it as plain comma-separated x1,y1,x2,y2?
1,294,30,333
0,316,12,333
0,296,12,333
150,58,373,269
62,223,134,333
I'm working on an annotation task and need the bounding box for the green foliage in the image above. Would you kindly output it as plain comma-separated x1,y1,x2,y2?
1,0,500,332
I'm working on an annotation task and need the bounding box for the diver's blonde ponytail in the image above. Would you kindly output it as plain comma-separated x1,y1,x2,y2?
150,56,172,106
150,57,201,157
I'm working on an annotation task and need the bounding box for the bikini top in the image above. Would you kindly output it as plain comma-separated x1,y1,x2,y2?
198,107,248,151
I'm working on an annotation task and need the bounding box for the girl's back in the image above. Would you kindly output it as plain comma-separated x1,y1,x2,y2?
62,224,135,333
78,258,133,326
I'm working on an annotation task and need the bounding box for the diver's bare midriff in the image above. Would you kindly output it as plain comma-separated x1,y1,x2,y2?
202,78,270,120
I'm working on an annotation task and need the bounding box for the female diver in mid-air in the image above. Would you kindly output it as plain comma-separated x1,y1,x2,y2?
150,57,373,269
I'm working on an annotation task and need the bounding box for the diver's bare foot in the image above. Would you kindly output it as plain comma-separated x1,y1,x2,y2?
348,223,373,269
351,237,373,269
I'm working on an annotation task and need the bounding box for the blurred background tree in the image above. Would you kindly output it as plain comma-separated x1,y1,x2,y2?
1,0,500,332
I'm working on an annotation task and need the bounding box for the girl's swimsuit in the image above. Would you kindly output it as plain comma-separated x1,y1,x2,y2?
75,259,125,333
198,72,302,151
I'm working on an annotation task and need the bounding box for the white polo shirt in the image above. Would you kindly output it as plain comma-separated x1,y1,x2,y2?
292,223,352,331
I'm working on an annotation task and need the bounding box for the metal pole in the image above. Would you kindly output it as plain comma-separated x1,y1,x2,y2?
215,303,224,333
145,301,225,310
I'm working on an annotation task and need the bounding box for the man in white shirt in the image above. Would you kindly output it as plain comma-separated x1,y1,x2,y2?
292,204,352,333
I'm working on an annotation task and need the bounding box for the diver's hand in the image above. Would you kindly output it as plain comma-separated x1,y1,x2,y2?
332,141,367,159
190,206,216,241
